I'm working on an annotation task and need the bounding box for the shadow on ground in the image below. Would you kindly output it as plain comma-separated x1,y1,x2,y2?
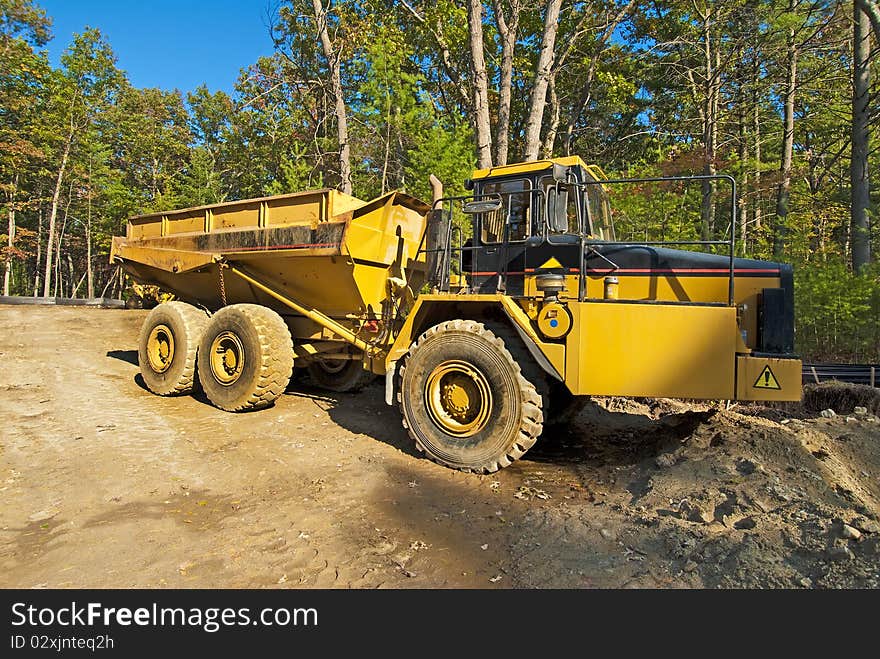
106,349,138,366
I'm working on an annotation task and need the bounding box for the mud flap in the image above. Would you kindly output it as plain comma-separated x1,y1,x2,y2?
385,359,397,406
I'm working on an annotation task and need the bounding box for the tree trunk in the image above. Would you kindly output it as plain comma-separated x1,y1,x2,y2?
522,0,563,161
86,220,93,298
563,61,598,156
774,21,797,259
34,198,42,296
738,95,749,254
851,3,871,272
700,14,719,242
3,205,13,296
752,56,762,237
87,161,94,298
3,203,15,295
312,0,352,194
493,0,521,166
469,0,493,169
541,73,560,158
855,0,880,44
43,130,72,298
3,174,17,296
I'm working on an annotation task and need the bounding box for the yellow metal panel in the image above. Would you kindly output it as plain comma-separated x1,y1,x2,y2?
166,212,204,235
242,255,365,318
385,294,566,378
521,274,779,351
346,206,397,265
328,189,369,217
127,218,162,240
736,355,802,401
214,204,261,229
566,302,736,399
266,194,323,226
472,155,589,180
111,240,215,274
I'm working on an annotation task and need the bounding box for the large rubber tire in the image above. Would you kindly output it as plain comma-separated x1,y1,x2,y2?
138,302,209,396
197,304,294,412
306,357,374,393
399,319,546,473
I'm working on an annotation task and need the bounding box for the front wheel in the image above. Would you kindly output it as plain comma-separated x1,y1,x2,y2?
399,320,546,473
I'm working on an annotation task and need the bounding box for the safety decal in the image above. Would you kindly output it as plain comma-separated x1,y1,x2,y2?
753,365,781,390
537,257,564,270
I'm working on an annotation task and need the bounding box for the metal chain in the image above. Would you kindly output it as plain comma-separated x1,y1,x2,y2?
218,263,227,307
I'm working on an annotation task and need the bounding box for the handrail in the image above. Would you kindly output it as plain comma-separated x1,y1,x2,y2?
574,174,737,306
421,173,739,306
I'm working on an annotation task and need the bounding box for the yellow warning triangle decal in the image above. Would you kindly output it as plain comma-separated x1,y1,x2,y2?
538,257,564,270
753,365,781,390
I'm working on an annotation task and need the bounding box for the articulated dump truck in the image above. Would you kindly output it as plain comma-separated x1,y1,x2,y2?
110,156,801,473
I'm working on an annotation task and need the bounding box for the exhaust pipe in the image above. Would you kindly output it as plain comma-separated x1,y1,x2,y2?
425,174,449,292
429,174,443,209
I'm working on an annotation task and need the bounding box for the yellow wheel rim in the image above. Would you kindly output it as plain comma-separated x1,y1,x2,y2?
209,331,245,386
424,360,493,437
146,324,175,374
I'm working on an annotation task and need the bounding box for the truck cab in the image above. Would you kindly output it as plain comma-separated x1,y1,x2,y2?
462,156,614,296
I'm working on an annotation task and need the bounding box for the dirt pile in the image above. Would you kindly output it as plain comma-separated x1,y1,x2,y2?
802,381,880,416
515,396,879,588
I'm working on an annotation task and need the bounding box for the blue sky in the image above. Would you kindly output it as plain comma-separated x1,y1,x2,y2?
39,0,275,94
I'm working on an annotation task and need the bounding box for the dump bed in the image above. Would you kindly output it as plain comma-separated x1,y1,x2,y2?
110,188,431,320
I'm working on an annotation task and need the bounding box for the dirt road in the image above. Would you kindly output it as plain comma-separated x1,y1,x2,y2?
0,305,877,588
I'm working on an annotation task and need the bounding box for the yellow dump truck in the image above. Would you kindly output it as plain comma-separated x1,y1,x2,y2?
110,156,801,473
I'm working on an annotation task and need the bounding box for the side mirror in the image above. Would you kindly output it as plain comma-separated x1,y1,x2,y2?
462,199,502,214
546,187,569,233
552,163,567,182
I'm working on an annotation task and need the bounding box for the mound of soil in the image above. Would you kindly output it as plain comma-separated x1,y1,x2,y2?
803,381,880,416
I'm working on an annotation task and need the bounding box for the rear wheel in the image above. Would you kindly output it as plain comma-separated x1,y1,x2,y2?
399,319,546,473
138,302,208,396
197,304,293,411
307,355,374,392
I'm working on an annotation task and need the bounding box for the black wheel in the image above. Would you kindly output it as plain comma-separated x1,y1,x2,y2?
197,304,293,411
398,319,546,473
306,356,374,392
138,302,209,396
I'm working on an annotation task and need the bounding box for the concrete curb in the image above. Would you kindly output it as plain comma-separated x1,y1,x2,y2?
0,296,126,309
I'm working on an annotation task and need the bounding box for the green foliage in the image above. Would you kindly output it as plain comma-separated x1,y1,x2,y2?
796,260,880,362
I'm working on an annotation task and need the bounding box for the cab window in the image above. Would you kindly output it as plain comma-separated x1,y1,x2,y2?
479,178,531,243
585,183,615,241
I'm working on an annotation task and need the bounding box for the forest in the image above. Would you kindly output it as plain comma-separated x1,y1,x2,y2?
1,0,878,361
